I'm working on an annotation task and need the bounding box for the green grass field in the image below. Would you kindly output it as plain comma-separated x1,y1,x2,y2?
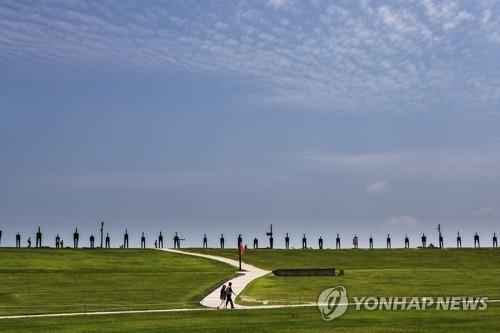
2,304,499,333
1,248,500,332
187,248,500,305
0,249,234,315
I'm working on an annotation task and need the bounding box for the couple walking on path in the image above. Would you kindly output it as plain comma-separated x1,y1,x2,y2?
217,282,236,309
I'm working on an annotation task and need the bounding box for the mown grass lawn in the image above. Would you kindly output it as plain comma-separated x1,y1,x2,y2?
187,248,500,305
0,249,234,315
2,304,499,333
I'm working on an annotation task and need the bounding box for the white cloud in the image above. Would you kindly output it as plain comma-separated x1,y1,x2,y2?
365,180,388,193
1,1,500,112
473,206,497,216
267,0,288,9
378,6,397,26
383,216,420,228
300,149,500,178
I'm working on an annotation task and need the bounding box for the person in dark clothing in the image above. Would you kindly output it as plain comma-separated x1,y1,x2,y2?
27,237,32,248
225,282,236,309
123,229,129,248
16,233,21,248
220,234,225,249
36,227,42,247
237,234,243,248
421,233,427,248
55,234,61,248
158,232,163,248
217,285,226,309
474,232,480,248
285,232,290,249
203,234,208,248
438,224,444,249
73,228,79,248
336,233,341,249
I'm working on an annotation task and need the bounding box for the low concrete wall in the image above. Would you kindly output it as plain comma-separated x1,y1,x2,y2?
273,268,336,276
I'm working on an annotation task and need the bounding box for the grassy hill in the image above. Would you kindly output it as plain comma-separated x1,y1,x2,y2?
187,248,500,305
0,249,234,315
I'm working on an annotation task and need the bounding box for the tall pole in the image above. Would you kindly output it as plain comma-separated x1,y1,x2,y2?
100,221,104,248
238,243,242,271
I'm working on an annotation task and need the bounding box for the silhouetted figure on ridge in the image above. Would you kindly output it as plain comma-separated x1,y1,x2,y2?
251,237,257,249
0,229,2,247
369,235,373,249
404,234,410,249
267,225,274,249
105,233,110,248
302,234,307,249
457,231,462,248
285,233,290,249
474,232,480,248
336,233,341,250
421,233,427,248
141,232,146,248
237,234,243,249
173,232,180,249
353,235,358,249
100,221,104,248
27,237,32,248
90,234,95,248
438,224,444,249
318,236,323,250
220,234,225,249
55,234,61,248
158,232,163,248
203,234,208,248
73,228,79,248
493,233,498,248
16,233,21,248
154,240,157,248
60,239,64,248
123,229,129,249
386,234,391,249
36,227,42,248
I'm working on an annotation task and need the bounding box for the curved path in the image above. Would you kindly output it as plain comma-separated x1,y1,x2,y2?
3,248,497,320
160,248,271,308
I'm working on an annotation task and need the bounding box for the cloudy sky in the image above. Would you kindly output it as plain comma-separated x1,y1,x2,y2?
1,0,500,248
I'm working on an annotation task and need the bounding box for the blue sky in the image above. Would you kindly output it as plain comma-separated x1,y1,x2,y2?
1,0,500,248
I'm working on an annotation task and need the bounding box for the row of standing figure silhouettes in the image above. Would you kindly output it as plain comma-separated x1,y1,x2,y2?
2,226,498,249
6,227,186,249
